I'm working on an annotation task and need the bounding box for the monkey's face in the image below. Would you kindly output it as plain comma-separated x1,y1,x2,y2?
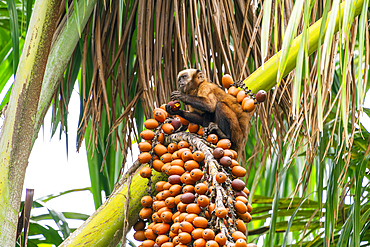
177,69,205,93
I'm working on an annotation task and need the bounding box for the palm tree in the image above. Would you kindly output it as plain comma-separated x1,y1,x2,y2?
0,0,369,246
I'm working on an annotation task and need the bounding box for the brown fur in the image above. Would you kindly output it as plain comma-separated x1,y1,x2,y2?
168,69,252,155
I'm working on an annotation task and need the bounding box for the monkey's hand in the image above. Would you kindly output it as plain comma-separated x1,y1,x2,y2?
170,91,185,101
165,104,182,116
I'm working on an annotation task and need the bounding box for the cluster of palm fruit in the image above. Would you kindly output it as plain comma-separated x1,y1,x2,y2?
221,74,266,113
132,104,256,247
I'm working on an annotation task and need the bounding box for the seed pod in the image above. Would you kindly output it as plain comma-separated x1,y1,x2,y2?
178,233,192,244
162,123,175,134
216,172,227,183
168,143,178,153
193,216,208,228
145,119,159,129
206,240,219,247
256,90,267,102
191,228,205,239
222,74,234,89
235,201,248,214
206,134,218,144
193,238,206,247
232,179,246,191
237,90,247,103
179,221,194,233
134,220,146,231
153,160,165,172
212,148,224,159
228,86,239,97
139,142,152,152
217,139,232,149
181,193,195,204
214,233,226,246
139,153,152,164
215,207,228,218
140,166,152,178
190,168,203,181
193,151,205,162
143,240,156,247
139,207,153,219
141,196,153,207
242,98,255,112
235,239,247,247
232,166,246,177
220,156,232,167
134,230,146,241
202,229,215,240
232,231,246,241
154,108,168,123
141,130,155,140
197,195,210,207
188,123,199,133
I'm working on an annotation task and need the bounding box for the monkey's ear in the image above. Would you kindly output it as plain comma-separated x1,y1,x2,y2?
197,70,205,82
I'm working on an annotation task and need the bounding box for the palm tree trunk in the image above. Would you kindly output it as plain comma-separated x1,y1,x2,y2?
0,0,61,244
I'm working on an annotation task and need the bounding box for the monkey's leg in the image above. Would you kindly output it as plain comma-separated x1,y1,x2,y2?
213,102,233,140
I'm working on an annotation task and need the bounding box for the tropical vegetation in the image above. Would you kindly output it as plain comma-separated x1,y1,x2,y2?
0,0,369,246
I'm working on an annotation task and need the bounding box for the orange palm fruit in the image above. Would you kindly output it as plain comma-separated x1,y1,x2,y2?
162,123,175,134
206,134,218,144
236,90,247,103
161,153,172,163
171,159,184,167
134,230,146,241
186,203,201,214
215,207,228,218
140,166,152,178
188,123,199,133
139,153,152,164
154,108,168,122
162,242,174,247
184,213,198,223
206,240,219,247
157,132,165,143
191,228,204,239
177,148,190,158
232,231,246,241
184,160,199,171
247,203,253,213
161,211,173,223
195,183,208,195
231,159,239,168
163,182,172,190
222,74,234,89
139,207,153,220
223,149,234,158
236,219,247,234
235,201,248,214
228,86,239,97
145,229,157,240
169,184,182,196
171,222,181,233
216,172,227,183
140,130,155,141
142,240,156,247
178,232,192,244
178,212,189,222
179,221,194,233
177,202,188,212
193,151,205,162
154,144,167,156
193,238,206,247
134,220,146,231
139,142,152,152
214,233,226,246
190,168,203,181
165,197,176,208
153,201,166,211
168,143,178,153
193,216,208,228
202,229,215,240
178,116,190,125
152,160,165,172
156,223,171,235
182,185,195,193
181,150,193,162
144,119,159,129
235,239,248,247
141,196,153,207
169,166,185,176
178,141,189,148
217,139,232,149
156,235,170,246
197,195,210,207
155,181,166,192
198,127,204,136
242,98,255,112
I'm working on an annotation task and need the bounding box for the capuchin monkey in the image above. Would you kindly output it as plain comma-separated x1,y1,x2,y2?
165,69,252,156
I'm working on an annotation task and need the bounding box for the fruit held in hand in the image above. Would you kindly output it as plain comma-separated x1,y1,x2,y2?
168,100,181,111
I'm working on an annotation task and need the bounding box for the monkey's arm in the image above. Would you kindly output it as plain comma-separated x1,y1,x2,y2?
165,105,204,125
171,91,217,113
